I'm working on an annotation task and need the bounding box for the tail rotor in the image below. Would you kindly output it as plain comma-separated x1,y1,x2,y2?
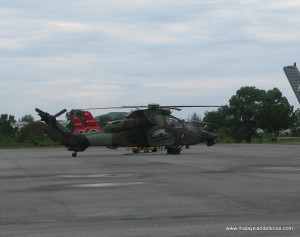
35,108,67,126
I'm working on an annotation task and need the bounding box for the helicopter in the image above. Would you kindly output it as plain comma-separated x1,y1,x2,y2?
36,104,219,157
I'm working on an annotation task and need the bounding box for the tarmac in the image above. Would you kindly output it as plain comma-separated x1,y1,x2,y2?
0,144,300,237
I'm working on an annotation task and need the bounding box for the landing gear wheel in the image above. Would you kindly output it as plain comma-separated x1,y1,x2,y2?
174,148,181,154
167,147,173,154
72,152,77,157
167,146,182,155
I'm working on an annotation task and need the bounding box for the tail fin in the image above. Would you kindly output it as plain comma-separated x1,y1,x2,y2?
283,62,300,104
71,115,86,134
82,111,101,132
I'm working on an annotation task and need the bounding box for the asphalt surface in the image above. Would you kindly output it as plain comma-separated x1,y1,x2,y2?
0,144,300,237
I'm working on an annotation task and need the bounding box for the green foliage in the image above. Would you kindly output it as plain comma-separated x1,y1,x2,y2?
228,86,265,142
65,109,84,131
203,106,230,132
97,115,114,127
0,134,14,147
16,121,48,145
19,114,34,123
0,114,16,136
187,112,202,129
0,114,17,147
203,86,296,143
290,109,300,136
257,88,295,139
0,113,58,147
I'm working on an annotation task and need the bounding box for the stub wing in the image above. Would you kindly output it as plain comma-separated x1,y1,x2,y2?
283,63,300,104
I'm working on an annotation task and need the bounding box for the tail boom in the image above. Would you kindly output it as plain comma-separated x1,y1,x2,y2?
36,108,90,152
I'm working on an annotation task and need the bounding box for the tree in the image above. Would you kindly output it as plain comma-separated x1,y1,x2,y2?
257,88,295,140
19,114,34,123
187,112,202,129
17,121,48,145
0,114,15,136
0,114,16,146
65,109,84,131
96,112,128,127
291,109,300,136
228,86,265,143
203,86,296,143
97,114,113,128
202,106,234,142
203,106,229,132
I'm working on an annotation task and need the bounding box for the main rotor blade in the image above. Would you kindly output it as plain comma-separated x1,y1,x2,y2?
162,105,222,108
81,105,222,111
81,106,148,110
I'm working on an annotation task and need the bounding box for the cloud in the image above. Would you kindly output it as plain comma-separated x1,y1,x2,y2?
1,0,300,120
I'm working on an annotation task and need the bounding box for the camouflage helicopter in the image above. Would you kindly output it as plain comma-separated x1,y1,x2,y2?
36,104,219,157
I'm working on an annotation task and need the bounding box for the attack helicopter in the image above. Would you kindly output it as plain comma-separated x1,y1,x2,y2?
36,104,219,157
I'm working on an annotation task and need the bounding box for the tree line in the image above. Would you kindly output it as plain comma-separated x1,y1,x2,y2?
1,86,300,147
0,114,51,147
202,86,299,142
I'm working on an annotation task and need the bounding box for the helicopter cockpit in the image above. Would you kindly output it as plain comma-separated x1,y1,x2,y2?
183,121,198,134
167,115,184,129
167,116,199,135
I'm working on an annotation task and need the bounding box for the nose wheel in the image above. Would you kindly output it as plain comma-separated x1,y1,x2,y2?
72,152,77,157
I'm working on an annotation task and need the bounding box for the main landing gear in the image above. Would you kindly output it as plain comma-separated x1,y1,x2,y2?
166,146,182,155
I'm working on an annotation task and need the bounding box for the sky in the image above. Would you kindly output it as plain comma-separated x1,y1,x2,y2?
1,0,300,120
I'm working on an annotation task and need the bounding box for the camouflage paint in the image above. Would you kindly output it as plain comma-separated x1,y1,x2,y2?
36,106,217,155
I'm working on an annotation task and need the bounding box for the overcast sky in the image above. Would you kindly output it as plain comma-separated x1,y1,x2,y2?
1,0,300,120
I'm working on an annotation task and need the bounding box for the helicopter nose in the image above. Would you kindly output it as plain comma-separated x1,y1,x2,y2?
200,130,218,146
207,134,218,146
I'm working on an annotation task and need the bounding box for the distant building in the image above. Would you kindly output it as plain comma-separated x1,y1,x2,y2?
11,120,67,130
11,121,28,129
57,120,68,127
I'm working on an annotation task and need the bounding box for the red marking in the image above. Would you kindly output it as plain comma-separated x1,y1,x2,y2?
71,111,101,134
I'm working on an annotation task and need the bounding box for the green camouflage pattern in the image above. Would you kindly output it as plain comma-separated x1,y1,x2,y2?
36,105,217,156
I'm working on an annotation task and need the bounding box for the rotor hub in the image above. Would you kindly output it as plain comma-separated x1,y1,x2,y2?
148,103,160,110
